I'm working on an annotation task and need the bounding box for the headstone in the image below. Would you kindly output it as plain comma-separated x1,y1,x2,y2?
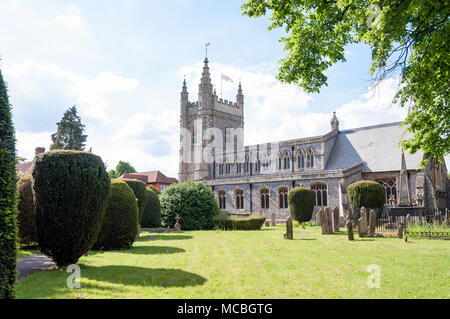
346,220,354,241
284,216,293,240
406,214,411,229
325,207,333,233
265,221,270,227
332,207,340,232
174,214,182,232
271,213,276,226
317,209,328,235
369,209,376,237
357,207,369,237
398,224,404,239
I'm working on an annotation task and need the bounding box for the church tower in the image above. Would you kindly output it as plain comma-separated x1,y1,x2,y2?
178,55,245,182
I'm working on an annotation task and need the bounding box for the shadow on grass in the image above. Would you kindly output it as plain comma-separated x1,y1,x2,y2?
293,238,317,241
141,234,193,241
354,238,375,242
81,265,206,287
126,245,185,255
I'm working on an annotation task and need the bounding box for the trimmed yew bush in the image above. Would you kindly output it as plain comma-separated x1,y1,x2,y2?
17,176,38,247
32,150,110,267
121,178,148,223
288,187,315,222
141,188,161,228
213,213,266,230
347,180,385,219
160,181,219,230
93,180,139,250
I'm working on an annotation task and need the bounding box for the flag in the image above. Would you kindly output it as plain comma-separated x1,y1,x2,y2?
221,73,233,83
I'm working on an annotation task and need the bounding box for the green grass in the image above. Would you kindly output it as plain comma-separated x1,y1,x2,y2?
15,226,450,299
16,248,38,260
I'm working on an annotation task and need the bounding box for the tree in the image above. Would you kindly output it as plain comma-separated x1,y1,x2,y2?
108,161,137,178
242,0,449,165
50,105,87,151
0,66,18,299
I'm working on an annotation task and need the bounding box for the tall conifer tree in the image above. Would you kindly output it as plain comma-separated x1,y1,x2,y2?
50,105,87,151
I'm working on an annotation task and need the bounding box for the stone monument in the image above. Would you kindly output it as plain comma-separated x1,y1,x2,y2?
358,207,369,237
369,209,376,237
346,220,354,241
174,214,182,232
284,216,293,240
332,207,340,232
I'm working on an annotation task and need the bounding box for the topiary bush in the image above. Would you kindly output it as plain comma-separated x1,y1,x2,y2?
288,187,315,223
213,214,266,230
32,150,110,267
160,181,219,230
17,176,38,248
141,188,161,228
147,184,161,195
93,180,139,250
0,67,18,299
347,180,385,219
121,178,148,224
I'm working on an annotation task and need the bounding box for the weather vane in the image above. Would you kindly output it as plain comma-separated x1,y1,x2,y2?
205,42,210,58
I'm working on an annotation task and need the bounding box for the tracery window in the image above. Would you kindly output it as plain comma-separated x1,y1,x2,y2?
236,162,242,174
278,187,289,209
225,163,232,175
306,148,315,168
260,188,270,209
235,189,244,210
311,183,327,206
244,157,250,173
218,190,226,209
218,163,224,176
376,177,397,204
297,149,305,169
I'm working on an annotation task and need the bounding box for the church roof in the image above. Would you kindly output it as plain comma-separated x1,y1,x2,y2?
325,122,424,172
122,171,178,184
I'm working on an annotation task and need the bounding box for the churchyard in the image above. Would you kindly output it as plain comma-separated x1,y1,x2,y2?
15,225,449,299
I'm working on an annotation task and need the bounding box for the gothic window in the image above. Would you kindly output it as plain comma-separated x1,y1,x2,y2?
376,177,397,204
235,189,244,210
255,159,261,172
278,187,289,209
297,149,305,169
236,162,242,174
244,156,250,173
260,188,270,209
306,148,315,168
191,127,196,145
224,126,232,145
218,163,224,176
311,183,327,206
261,156,270,171
225,163,232,175
218,190,226,209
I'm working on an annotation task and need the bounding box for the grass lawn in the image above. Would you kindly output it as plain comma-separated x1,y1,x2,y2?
16,248,38,260
15,225,450,299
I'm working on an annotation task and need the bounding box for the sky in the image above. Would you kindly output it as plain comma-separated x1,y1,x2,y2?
1,0,447,177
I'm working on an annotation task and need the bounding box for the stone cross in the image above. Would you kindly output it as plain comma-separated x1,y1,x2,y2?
284,216,293,240
271,213,276,226
346,220,354,241
332,207,340,232
174,214,181,232
369,209,376,237
357,207,369,237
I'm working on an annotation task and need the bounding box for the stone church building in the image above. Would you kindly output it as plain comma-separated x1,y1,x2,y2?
179,58,449,222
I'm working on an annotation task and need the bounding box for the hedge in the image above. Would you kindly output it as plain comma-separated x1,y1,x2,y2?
347,180,385,219
93,180,139,250
0,67,18,299
141,188,161,228
213,212,266,230
288,187,315,223
160,181,219,230
17,176,38,247
121,178,148,224
32,150,110,267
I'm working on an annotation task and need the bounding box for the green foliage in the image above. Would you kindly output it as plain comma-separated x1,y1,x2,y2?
93,180,139,250
32,150,110,267
0,66,18,299
242,0,449,163
288,187,315,223
108,161,137,178
160,181,219,230
50,105,87,151
147,184,161,195
141,188,161,228
121,178,147,224
347,180,385,219
17,176,38,248
213,213,266,231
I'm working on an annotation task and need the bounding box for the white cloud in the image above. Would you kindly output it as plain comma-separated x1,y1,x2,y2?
52,4,86,29
15,131,52,162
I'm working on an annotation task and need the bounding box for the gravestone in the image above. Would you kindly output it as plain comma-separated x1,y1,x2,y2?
284,216,293,240
325,208,333,233
398,224,404,239
318,209,332,234
271,213,276,226
332,207,340,232
346,220,354,241
174,214,182,232
265,221,270,227
369,209,376,237
358,207,369,237
406,214,411,229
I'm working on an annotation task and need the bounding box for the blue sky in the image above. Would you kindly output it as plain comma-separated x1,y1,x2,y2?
1,0,447,176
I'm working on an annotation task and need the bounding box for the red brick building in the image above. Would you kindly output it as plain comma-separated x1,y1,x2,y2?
120,171,178,192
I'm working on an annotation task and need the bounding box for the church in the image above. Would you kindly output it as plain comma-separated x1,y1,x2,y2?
178,57,449,222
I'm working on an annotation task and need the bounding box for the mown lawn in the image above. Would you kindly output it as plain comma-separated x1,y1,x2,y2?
15,226,450,299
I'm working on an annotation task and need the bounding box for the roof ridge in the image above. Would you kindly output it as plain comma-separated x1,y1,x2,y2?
339,121,403,133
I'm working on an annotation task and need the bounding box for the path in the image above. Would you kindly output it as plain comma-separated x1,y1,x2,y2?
16,253,55,280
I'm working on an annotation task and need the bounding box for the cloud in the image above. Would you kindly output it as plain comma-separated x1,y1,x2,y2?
52,4,87,29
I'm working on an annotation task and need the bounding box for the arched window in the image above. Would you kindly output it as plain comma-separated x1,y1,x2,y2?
255,159,261,172
278,187,289,209
225,162,232,175
311,183,327,206
306,148,315,168
260,188,270,209
235,189,244,210
297,149,305,169
235,161,242,174
261,155,270,171
224,126,232,144
244,156,250,173
279,151,291,170
218,190,226,209
376,177,397,204
218,163,224,176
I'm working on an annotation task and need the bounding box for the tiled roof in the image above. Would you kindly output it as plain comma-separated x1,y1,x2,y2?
121,171,178,184
16,161,33,175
